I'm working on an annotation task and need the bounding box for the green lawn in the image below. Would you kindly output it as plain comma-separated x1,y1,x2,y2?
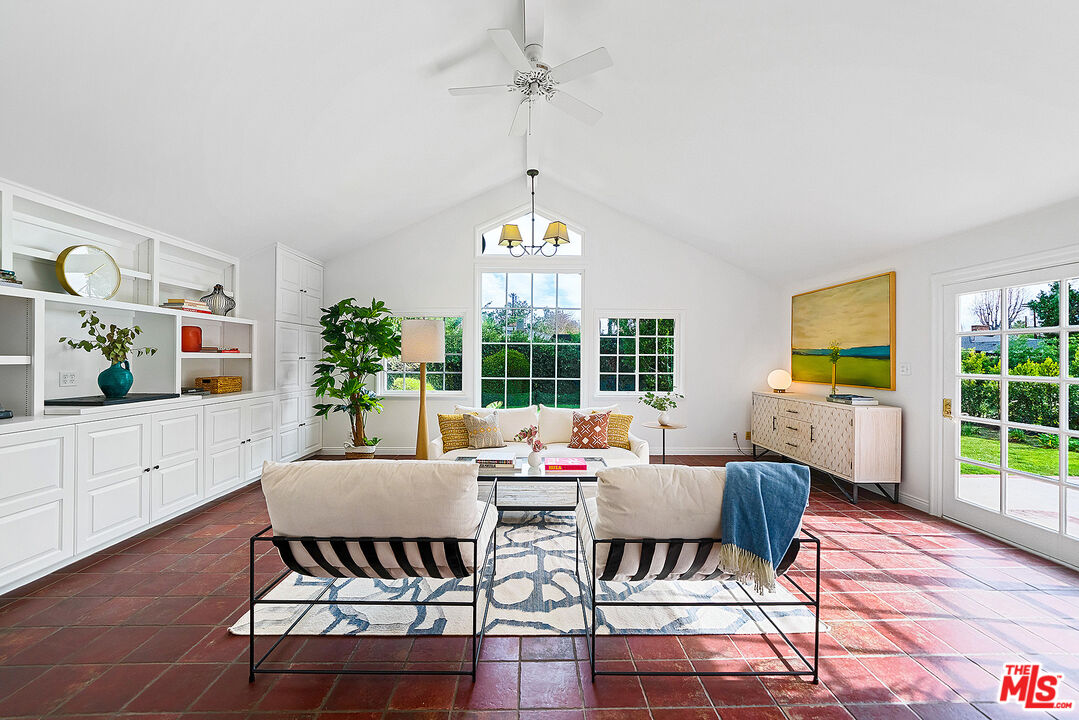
960,434,1079,478
791,354,891,388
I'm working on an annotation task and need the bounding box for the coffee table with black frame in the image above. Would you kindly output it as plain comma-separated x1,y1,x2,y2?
455,456,608,511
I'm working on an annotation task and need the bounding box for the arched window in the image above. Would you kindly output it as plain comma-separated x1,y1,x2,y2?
478,210,583,257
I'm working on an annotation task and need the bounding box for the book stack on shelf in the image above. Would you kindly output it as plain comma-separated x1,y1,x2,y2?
828,393,879,406
0,268,23,288
475,450,516,474
544,457,587,472
160,298,211,314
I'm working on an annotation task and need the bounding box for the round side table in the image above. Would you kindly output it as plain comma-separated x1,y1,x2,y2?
642,422,687,464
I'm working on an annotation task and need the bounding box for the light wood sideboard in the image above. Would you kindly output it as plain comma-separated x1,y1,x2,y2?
750,391,901,503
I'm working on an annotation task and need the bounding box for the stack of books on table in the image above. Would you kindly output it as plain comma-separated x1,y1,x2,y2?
827,394,879,406
160,299,211,314
544,457,587,472
0,269,23,288
475,450,516,474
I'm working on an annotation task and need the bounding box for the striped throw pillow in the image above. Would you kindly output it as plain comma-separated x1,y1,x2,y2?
437,413,473,452
605,413,634,450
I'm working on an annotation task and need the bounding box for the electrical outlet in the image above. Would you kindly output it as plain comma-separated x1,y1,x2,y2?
59,371,78,387
731,432,738,441
745,431,752,441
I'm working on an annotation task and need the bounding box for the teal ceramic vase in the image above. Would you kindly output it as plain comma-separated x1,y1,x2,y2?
98,361,133,399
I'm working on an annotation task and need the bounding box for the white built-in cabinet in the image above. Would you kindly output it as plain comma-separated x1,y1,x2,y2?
276,246,323,326
0,426,75,589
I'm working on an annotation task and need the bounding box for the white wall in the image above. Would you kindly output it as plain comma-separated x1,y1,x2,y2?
767,197,1079,511
323,177,781,455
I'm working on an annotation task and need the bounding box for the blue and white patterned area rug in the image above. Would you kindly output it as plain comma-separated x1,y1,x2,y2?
230,512,821,637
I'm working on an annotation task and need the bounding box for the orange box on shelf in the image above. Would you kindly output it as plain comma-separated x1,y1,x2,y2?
194,376,242,394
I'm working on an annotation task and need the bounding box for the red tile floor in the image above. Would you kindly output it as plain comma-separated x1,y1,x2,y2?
2,455,1079,719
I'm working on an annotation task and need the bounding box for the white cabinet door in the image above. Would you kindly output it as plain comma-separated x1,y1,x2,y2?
275,322,302,392
276,248,304,324
302,260,323,297
278,393,302,428
204,401,243,496
243,398,276,481
77,416,151,552
278,425,301,461
150,407,203,520
301,327,322,389
0,427,75,589
277,286,302,325
751,394,778,450
302,420,322,455
301,293,323,327
810,403,855,479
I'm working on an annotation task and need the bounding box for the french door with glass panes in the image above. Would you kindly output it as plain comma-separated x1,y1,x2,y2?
943,264,1079,566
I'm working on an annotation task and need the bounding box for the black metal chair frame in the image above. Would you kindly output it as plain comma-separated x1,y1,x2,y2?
574,479,821,682
248,481,498,681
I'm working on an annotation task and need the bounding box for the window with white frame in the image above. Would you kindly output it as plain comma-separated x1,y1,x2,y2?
480,272,582,408
383,315,464,393
598,315,679,393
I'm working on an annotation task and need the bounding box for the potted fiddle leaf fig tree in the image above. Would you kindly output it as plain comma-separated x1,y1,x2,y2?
312,298,401,459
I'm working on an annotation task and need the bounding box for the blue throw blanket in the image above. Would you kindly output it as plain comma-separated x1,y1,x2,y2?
719,461,810,593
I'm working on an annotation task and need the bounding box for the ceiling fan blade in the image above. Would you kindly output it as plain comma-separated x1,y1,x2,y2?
510,100,531,136
487,28,532,73
448,84,511,96
548,47,613,83
548,91,602,125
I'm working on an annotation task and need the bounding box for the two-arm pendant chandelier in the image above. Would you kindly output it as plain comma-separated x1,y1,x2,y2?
498,169,570,257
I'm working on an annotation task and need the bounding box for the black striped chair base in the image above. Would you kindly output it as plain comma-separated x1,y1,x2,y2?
247,483,498,681
574,480,822,682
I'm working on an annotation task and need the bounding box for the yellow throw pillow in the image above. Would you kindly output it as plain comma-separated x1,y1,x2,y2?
596,411,633,450
437,413,472,453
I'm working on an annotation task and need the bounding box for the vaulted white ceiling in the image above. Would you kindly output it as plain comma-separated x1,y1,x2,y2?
2,1,1078,276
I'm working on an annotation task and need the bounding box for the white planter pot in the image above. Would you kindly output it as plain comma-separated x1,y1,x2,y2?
344,443,377,459
528,451,543,469
657,411,671,426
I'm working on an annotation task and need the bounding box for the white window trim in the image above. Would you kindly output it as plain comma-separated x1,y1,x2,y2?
474,266,588,408
379,308,470,399
474,202,587,263
591,309,685,399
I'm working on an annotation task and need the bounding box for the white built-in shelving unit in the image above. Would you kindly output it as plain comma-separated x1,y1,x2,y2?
0,176,325,594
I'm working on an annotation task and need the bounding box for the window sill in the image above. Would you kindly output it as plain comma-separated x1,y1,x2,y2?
381,391,469,400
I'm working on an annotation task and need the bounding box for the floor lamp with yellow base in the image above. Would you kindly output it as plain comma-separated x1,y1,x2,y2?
400,319,445,460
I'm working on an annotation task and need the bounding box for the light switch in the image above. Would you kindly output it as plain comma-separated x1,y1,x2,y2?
899,362,912,376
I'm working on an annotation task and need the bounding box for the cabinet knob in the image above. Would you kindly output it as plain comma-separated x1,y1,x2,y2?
299,422,306,427
143,467,150,473
153,464,160,470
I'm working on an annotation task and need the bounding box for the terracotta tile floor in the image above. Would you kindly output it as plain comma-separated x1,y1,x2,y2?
2,455,1079,719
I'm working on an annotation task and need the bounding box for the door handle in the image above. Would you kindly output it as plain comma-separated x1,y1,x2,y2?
153,465,160,470
143,467,150,473
772,417,777,431
786,425,797,431
810,426,815,442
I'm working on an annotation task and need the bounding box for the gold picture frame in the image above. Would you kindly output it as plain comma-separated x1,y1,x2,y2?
791,271,896,390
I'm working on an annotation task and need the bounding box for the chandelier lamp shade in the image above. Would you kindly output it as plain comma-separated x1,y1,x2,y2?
499,169,570,257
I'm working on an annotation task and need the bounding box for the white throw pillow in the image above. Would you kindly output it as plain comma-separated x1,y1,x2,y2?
594,464,726,540
494,405,539,441
538,404,618,444
261,460,480,538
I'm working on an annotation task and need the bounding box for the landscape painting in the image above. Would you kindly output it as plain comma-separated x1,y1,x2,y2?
791,271,896,390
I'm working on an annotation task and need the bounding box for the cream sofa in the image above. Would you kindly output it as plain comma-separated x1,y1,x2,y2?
429,404,649,467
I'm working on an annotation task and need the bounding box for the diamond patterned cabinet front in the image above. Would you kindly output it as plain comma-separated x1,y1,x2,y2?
811,403,854,479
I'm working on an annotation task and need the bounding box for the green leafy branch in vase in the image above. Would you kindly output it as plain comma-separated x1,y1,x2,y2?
58,310,157,364
638,390,684,412
828,338,842,395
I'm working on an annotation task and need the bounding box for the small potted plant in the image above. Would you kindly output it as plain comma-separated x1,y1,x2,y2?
312,298,401,459
59,310,157,399
513,425,545,468
638,390,684,426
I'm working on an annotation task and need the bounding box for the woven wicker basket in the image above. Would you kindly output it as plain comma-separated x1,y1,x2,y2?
194,376,242,394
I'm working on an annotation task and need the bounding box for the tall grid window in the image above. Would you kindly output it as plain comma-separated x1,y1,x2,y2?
480,272,581,408
599,316,678,393
384,316,463,393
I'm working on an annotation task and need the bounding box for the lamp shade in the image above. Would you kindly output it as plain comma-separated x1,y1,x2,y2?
767,369,793,392
499,224,523,247
543,220,570,246
400,319,445,363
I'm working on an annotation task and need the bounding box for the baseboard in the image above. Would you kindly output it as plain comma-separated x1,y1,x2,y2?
897,492,930,513
319,445,748,456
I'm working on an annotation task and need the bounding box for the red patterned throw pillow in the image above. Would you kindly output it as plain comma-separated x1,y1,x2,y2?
569,410,611,449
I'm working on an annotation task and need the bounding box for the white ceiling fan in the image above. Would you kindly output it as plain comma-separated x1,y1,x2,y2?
448,0,613,140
